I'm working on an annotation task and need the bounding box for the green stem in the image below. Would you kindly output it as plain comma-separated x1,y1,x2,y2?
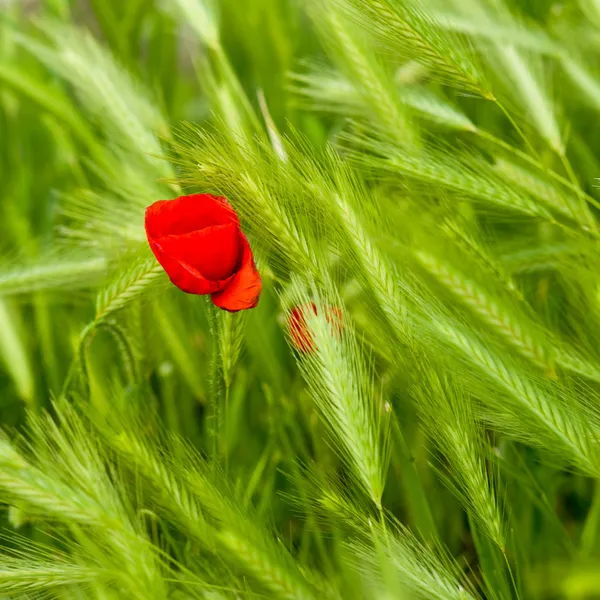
207,305,221,460
559,150,599,233
97,321,139,384
503,547,522,600
391,417,438,544
211,45,263,134
470,514,515,600
494,99,540,159
60,321,96,400
580,479,600,558
60,319,138,400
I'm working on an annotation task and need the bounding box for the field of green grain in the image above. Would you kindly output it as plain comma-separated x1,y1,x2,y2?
2,1,600,598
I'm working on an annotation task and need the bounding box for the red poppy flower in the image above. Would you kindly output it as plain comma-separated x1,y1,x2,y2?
288,303,343,353
145,194,261,312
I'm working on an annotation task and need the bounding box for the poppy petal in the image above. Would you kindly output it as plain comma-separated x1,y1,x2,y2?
145,194,238,239
148,238,234,295
156,224,241,282
287,303,343,353
211,233,262,312
288,304,316,352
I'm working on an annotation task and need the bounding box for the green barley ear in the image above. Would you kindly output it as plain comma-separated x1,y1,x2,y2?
0,403,169,599
172,124,327,279
427,306,600,477
95,247,166,322
306,0,419,149
291,63,475,132
285,277,391,509
342,135,559,225
58,150,174,246
413,368,505,550
0,546,112,596
414,238,600,384
286,467,473,599
333,0,492,98
444,0,564,154
347,518,479,600
104,415,327,600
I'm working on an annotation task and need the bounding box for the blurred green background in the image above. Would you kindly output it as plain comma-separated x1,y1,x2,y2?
5,0,600,598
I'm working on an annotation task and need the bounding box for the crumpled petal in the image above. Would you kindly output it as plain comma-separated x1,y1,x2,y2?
148,238,234,295
156,224,241,282
211,232,262,312
288,304,316,352
145,194,238,238
287,303,343,352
